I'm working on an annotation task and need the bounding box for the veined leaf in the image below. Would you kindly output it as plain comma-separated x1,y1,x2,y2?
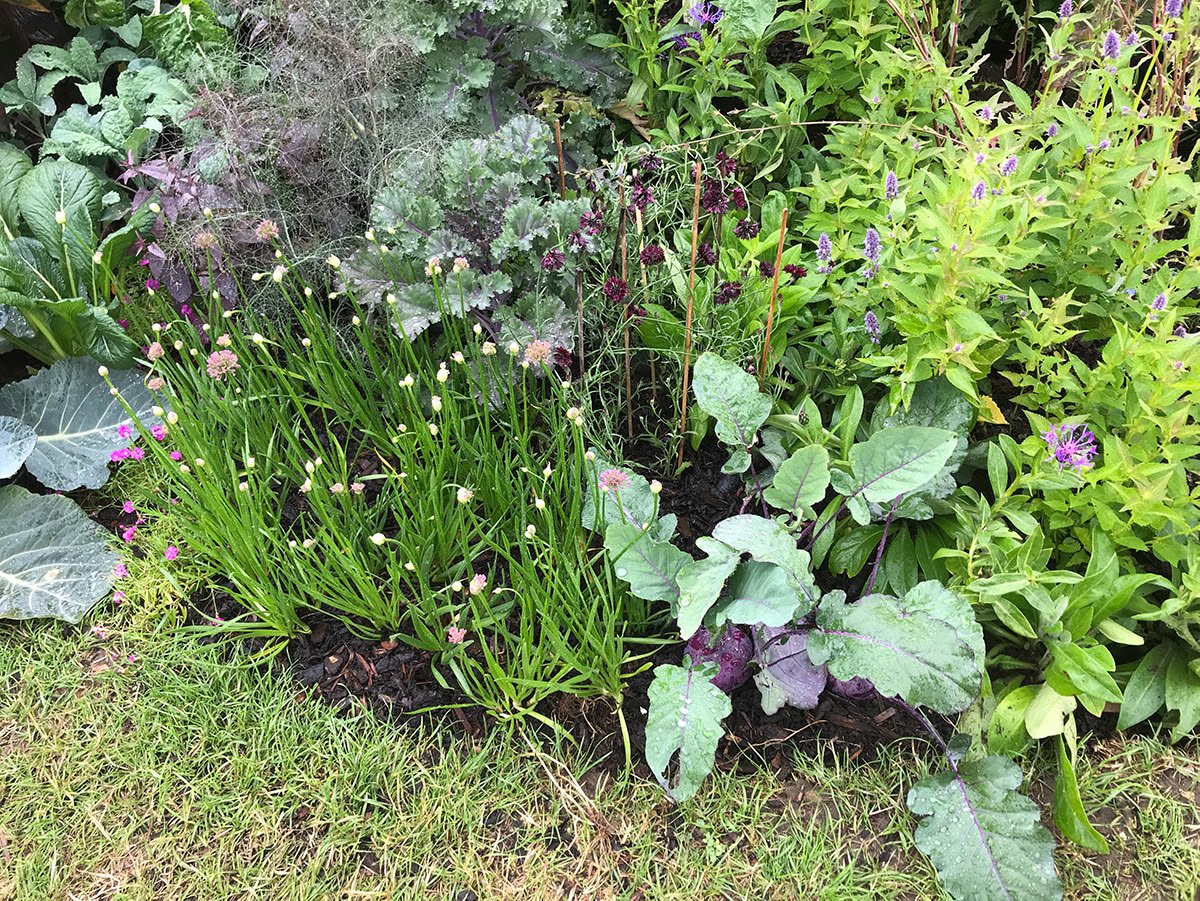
753,624,827,714
0,415,36,478
908,755,1062,901
691,352,771,474
645,662,731,802
762,444,830,517
604,522,691,604
848,425,959,504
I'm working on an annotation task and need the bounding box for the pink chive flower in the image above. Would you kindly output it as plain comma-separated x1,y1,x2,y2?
169,450,183,461
447,626,467,644
114,563,129,578
523,339,553,367
255,219,279,241
122,501,136,514
598,468,631,493
164,545,179,561
147,377,166,391
121,526,137,543
206,349,240,380
469,573,487,596
350,482,366,494
146,342,164,361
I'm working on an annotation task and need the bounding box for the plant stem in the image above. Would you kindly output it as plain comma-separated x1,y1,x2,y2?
676,158,703,470
759,207,788,386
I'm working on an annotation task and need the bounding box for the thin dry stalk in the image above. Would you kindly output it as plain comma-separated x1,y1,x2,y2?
760,207,789,387
677,160,703,469
619,178,633,440
634,206,658,406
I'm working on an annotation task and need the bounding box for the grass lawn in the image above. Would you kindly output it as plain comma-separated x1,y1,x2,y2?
2,604,1198,900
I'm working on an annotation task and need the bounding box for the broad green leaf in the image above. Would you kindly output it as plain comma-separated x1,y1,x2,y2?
710,514,818,612
78,306,137,369
583,451,675,539
1165,651,1200,741
645,662,732,802
604,522,691,604
908,755,1062,901
809,581,984,713
143,0,232,70
0,415,36,478
0,485,118,623
986,684,1036,756
691,352,771,473
721,0,778,41
1048,643,1122,704
0,144,32,242
1053,734,1109,853
712,560,798,627
849,425,959,504
17,159,100,280
64,0,127,27
762,444,830,517
0,356,159,490
676,551,739,639
1117,643,1171,730
1024,682,1077,739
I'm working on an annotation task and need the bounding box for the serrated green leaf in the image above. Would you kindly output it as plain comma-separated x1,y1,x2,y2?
645,663,731,802
809,581,984,713
908,755,1062,901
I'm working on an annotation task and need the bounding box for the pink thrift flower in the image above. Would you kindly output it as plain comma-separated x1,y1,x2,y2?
112,591,125,605
164,545,179,561
150,424,167,441
117,424,133,440
90,625,109,640
598,468,631,493
114,563,128,578
110,448,131,463
206,349,240,380
121,526,137,543
129,447,145,461
350,482,365,494
468,573,487,596
146,341,164,361
122,501,136,514
169,450,183,461
447,626,467,644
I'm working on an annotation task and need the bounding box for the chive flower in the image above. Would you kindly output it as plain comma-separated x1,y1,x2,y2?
206,349,240,381
598,468,632,492
1042,423,1098,472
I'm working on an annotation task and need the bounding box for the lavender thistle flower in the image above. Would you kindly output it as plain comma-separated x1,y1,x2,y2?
1058,0,1072,18
1043,423,1098,472
885,170,899,199
688,1,724,27
864,310,882,345
1103,29,1121,59
999,155,1019,177
672,31,702,51
1166,0,1183,18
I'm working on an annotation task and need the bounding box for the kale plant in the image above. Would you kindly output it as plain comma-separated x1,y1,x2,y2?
590,352,1063,901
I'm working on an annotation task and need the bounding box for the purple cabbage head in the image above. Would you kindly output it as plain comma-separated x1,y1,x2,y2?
752,625,828,714
684,625,753,693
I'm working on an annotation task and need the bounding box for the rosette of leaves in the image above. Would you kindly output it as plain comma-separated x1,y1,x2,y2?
343,116,590,342
0,356,161,623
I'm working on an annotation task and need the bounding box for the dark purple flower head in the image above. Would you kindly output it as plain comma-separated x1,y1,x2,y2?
697,242,718,265
625,304,648,322
864,310,882,344
1043,423,1098,472
701,178,728,215
672,30,702,51
1059,0,1072,17
567,230,589,251
579,210,605,235
760,259,775,278
638,152,662,174
714,281,742,304
630,179,654,211
999,155,1018,177
603,276,629,305
541,248,565,271
1166,0,1183,18
884,170,899,199
714,150,737,177
688,1,724,27
733,218,760,239
783,263,807,282
863,227,881,262
640,243,665,266
729,186,747,210
1103,29,1121,59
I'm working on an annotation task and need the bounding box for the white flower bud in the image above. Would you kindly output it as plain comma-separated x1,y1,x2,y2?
370,533,386,545
97,365,109,377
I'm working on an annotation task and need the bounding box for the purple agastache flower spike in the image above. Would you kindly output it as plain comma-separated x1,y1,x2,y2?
971,180,987,202
978,106,993,121
885,170,899,199
1125,31,1139,46
1152,292,1168,312
688,1,724,27
864,310,882,344
1043,423,1098,472
1046,123,1059,137
1166,0,1183,18
1103,29,1121,59
999,155,1018,177
1059,0,1072,17
864,228,881,262
816,232,833,274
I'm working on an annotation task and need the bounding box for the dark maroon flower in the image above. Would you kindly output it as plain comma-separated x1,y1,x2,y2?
729,187,747,210
638,152,662,174
697,242,717,265
701,178,728,215
553,346,573,369
579,210,605,235
640,243,665,265
603,276,629,304
630,179,654,211
714,281,742,304
759,260,776,278
625,304,648,322
783,263,807,282
715,150,738,178
733,218,760,239
541,248,565,271
567,230,588,251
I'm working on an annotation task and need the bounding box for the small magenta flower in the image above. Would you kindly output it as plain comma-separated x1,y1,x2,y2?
118,424,133,440
640,244,665,265
112,590,126,605
206,349,240,380
541,248,565,271
114,562,129,578
598,468,631,493
169,450,183,461
150,424,167,441
121,525,137,543
1103,29,1121,59
164,545,179,561
110,447,131,463
864,310,882,345
999,155,1018,177
1043,423,1098,472
523,339,553,367
1059,0,1072,18
447,626,467,645
129,447,145,461
122,501,136,514
884,170,899,199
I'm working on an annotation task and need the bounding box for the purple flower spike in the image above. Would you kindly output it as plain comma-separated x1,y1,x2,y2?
864,310,882,344
1151,292,1168,313
1166,0,1183,18
1000,155,1018,177
1043,423,1098,472
1046,123,1059,137
971,181,987,202
885,170,899,199
1059,0,1072,18
1103,29,1121,59
864,227,881,262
